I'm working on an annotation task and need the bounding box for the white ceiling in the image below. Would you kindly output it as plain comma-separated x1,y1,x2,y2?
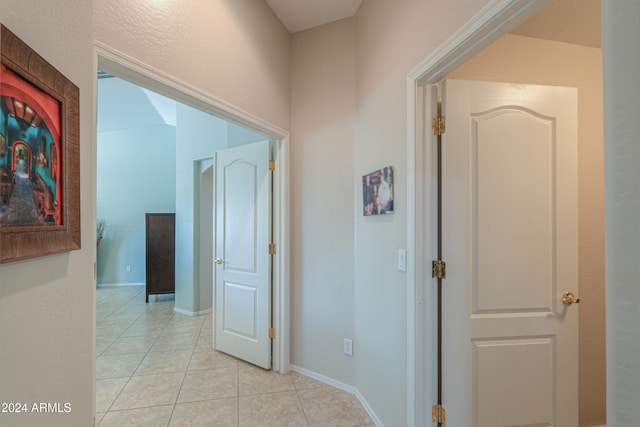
264,0,361,33
97,77,176,134
511,0,601,48
97,77,266,141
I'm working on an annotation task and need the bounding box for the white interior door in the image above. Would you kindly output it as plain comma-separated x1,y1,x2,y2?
214,140,272,369
442,80,578,426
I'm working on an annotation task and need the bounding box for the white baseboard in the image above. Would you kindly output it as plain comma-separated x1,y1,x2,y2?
97,282,145,287
197,308,213,316
354,388,383,427
289,364,355,394
174,306,212,316
289,365,383,427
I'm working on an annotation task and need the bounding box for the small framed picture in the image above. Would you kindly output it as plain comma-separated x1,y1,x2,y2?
362,166,393,216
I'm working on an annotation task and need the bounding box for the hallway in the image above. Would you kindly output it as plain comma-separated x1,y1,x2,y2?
0,170,40,226
96,286,373,427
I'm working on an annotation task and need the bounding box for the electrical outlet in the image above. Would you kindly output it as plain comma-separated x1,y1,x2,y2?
343,338,353,356
126,265,131,272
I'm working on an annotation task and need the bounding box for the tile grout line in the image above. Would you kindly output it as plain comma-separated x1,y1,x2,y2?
101,303,159,415
98,289,149,415
166,360,190,427
97,287,372,426
295,383,312,427
98,286,177,421
168,313,204,424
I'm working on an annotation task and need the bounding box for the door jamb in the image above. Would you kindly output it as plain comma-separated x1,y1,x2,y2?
405,1,548,424
94,43,290,373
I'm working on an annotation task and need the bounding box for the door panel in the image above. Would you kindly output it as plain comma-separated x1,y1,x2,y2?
474,109,554,314
215,140,271,369
473,337,554,426
222,282,257,339
223,160,259,273
443,80,578,426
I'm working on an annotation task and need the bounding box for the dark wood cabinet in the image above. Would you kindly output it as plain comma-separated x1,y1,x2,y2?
145,213,175,303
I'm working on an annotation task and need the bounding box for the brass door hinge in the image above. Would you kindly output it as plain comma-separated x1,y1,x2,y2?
432,116,446,136
269,244,276,255
269,327,276,339
432,404,446,423
269,160,276,171
432,260,446,279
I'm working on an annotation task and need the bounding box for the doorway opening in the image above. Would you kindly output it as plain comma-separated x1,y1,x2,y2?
94,46,290,375
196,158,214,315
406,1,604,426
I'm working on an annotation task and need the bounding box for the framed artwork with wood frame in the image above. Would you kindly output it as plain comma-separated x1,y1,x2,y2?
0,25,80,263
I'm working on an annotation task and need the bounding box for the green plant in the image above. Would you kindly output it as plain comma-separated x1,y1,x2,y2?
97,219,106,251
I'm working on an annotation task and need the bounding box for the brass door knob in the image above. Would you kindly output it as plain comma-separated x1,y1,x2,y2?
561,291,580,305
215,258,223,265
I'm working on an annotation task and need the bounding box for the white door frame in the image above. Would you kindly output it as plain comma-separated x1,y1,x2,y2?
94,43,290,373
405,1,549,424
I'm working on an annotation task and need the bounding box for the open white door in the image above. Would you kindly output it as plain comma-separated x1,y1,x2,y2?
214,140,272,369
441,80,578,426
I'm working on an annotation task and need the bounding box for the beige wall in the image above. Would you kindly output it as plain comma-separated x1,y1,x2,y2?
289,1,498,423
450,33,606,426
290,18,357,385
94,0,291,131
290,1,494,424
0,1,96,426
0,1,289,426
352,0,490,423
1,1,611,426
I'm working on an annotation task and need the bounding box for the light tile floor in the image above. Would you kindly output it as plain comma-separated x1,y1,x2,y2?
96,285,373,427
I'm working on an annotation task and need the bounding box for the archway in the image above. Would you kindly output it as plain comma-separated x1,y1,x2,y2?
12,141,32,177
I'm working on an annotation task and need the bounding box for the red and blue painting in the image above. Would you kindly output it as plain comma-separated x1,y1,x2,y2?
0,63,62,226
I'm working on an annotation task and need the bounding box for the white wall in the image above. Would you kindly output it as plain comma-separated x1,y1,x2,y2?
198,163,215,313
174,107,268,315
0,1,95,426
227,123,267,148
603,1,640,425
175,105,228,313
96,125,176,285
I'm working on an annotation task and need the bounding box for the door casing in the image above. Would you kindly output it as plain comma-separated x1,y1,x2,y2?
405,1,551,425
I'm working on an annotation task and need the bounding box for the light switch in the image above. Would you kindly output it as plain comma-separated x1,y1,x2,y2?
398,249,406,272
344,338,353,356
